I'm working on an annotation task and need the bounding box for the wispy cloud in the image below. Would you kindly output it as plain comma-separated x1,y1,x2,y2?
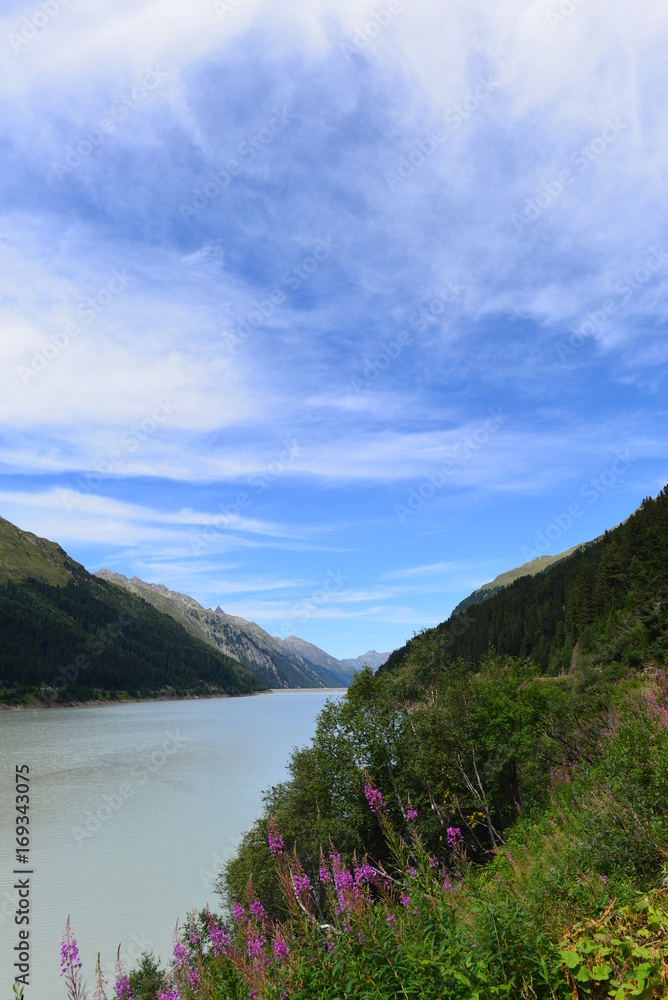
1,0,667,655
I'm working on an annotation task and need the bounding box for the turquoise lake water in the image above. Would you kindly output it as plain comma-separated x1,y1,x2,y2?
0,691,341,999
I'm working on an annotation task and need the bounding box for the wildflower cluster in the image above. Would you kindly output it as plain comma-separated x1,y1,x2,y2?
61,917,88,1000
364,783,386,814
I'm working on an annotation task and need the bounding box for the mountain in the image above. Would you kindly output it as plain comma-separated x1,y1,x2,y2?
382,488,668,676
340,650,391,672
449,545,582,617
96,571,348,689
0,516,265,705
0,514,75,587
279,635,352,686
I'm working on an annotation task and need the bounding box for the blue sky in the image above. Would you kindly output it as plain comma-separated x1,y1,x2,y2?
1,0,667,658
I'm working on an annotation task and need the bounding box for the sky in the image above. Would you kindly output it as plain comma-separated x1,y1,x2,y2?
0,0,667,659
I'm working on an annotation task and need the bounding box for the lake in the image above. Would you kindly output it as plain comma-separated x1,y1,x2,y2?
0,691,341,1000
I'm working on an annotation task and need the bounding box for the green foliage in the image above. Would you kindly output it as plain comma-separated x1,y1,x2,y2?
128,951,166,1000
558,893,668,999
160,681,668,998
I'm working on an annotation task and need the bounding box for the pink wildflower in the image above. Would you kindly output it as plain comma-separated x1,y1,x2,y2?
364,784,386,814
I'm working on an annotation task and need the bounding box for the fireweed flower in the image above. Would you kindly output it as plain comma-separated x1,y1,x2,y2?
330,851,355,912
232,903,246,923
114,977,132,1000
250,899,267,921
407,808,418,821
273,936,289,961
293,873,311,896
354,862,376,886
61,918,83,976
364,784,385,814
400,895,410,908
268,829,285,858
387,914,396,925
173,939,200,989
157,992,180,1000
248,934,266,958
209,925,230,958
173,942,189,968
446,827,463,849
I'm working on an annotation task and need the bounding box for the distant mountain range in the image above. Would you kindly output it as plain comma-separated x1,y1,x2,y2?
0,515,264,705
95,570,356,689
341,650,391,671
2,507,609,708
0,513,389,706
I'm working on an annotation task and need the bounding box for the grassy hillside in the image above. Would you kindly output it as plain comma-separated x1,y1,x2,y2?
0,515,77,586
449,544,582,617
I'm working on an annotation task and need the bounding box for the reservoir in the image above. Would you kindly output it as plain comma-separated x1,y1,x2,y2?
0,690,341,1000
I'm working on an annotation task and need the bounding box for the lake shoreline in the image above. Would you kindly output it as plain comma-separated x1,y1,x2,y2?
0,687,346,711
0,687,348,712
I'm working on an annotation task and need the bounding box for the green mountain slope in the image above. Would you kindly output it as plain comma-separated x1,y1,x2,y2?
0,514,75,586
383,488,668,675
449,546,582,617
0,518,265,705
95,570,348,689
